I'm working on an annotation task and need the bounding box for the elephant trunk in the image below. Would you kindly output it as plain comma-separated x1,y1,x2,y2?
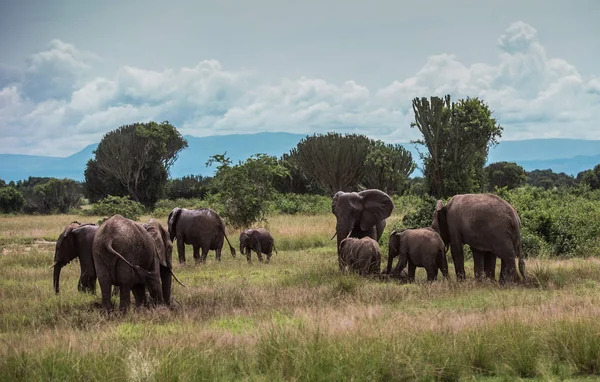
53,264,63,294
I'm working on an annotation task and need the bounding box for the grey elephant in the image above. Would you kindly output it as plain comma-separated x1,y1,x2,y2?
432,193,526,283
92,214,183,313
339,236,381,276
239,228,278,263
386,228,449,282
51,221,99,294
168,207,236,264
331,189,394,270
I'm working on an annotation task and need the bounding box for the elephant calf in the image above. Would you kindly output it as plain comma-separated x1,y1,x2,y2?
386,228,448,282
339,237,381,276
239,228,277,263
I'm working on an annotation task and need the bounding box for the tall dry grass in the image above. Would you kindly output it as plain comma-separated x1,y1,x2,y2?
2,213,600,380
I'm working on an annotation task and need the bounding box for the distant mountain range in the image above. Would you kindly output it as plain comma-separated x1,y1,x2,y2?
1,133,599,182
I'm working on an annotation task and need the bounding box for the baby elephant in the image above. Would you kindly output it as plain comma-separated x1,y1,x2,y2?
386,228,449,282
339,237,381,275
239,228,277,263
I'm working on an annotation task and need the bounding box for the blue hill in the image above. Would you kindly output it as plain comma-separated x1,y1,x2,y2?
1,134,599,182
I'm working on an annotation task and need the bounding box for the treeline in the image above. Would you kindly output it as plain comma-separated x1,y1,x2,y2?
2,94,600,224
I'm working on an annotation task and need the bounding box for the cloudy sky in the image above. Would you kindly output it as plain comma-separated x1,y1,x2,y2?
1,0,599,157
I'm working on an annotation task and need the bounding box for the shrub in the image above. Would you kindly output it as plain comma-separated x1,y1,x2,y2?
0,187,25,214
90,195,145,221
402,195,438,229
272,193,331,215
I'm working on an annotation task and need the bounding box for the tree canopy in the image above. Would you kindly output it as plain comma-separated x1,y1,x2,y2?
84,121,187,207
411,95,503,198
486,161,527,191
289,132,415,195
207,153,289,229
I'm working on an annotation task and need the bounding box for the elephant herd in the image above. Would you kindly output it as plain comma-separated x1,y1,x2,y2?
51,190,526,314
332,189,526,283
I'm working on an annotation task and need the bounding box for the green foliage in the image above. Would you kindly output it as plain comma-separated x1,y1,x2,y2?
90,195,145,221
402,195,439,229
207,153,289,229
84,121,187,208
499,186,600,257
411,95,503,197
15,177,82,214
0,187,25,214
577,164,600,190
290,132,373,195
165,174,213,200
526,169,576,190
273,153,324,195
271,193,331,215
288,133,416,196
486,161,527,191
363,141,416,194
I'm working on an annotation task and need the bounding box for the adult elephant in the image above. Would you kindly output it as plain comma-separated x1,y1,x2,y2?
331,189,394,270
167,207,236,264
92,214,183,313
51,221,99,294
432,193,526,283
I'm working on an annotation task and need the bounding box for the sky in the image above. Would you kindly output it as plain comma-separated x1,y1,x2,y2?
0,0,599,157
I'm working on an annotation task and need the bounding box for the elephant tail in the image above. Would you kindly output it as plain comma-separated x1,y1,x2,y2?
104,241,155,284
272,242,278,255
516,233,526,281
221,226,237,258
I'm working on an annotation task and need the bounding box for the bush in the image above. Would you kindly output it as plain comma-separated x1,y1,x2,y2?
402,195,439,229
499,187,600,258
271,193,331,215
90,195,145,221
0,187,25,214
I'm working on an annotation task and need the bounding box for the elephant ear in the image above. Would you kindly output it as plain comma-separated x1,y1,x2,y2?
433,202,450,246
167,208,182,242
144,220,173,269
331,191,344,214
358,189,394,231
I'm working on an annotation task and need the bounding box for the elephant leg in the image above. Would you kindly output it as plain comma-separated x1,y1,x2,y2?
118,284,131,314
392,255,408,277
499,258,517,284
246,247,252,263
450,242,466,280
200,247,209,264
266,249,272,263
407,263,417,282
132,284,147,307
472,250,485,281
426,266,438,282
484,252,497,280
98,277,113,314
256,250,264,263
177,240,186,264
193,246,200,262
160,266,172,307
216,247,222,262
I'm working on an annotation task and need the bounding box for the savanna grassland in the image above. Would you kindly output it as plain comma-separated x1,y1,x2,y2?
2,210,600,381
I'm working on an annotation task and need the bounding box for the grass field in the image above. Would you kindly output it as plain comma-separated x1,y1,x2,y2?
2,213,600,381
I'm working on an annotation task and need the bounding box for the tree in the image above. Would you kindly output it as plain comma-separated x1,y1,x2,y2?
0,187,25,214
290,133,373,195
362,141,416,194
165,175,213,200
577,164,600,190
18,178,82,214
527,169,576,190
273,153,324,195
410,95,503,197
84,121,187,207
485,161,527,191
207,153,289,229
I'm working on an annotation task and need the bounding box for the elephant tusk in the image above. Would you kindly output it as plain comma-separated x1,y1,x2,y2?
171,269,187,288
329,232,337,241
49,261,58,269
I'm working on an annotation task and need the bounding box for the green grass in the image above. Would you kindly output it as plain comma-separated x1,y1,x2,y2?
3,214,600,380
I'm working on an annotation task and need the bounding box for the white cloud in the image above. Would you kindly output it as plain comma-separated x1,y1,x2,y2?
0,21,599,156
